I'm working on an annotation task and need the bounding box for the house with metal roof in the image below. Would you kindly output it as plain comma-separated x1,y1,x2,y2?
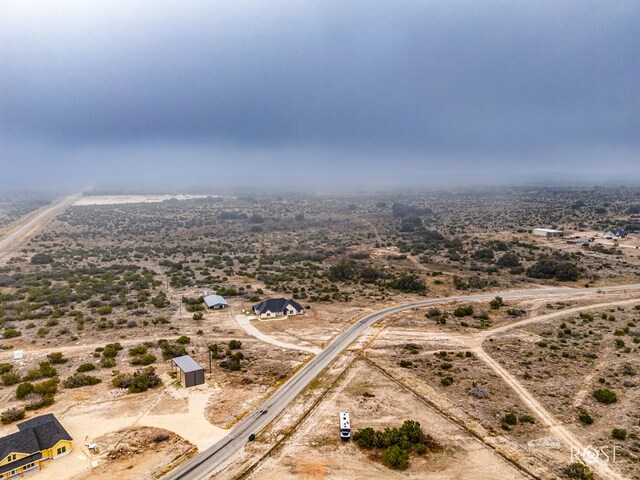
171,355,205,388
203,294,228,309
0,414,73,478
252,298,304,319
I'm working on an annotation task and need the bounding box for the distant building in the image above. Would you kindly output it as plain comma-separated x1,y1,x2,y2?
252,298,304,319
203,294,228,309
603,229,626,239
567,237,590,245
172,355,205,388
533,228,563,238
0,414,73,478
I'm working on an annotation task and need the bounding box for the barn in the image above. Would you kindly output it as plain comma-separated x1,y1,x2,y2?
203,294,229,309
532,228,563,238
171,355,205,388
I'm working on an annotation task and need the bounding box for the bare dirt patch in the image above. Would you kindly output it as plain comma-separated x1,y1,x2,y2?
246,358,529,480
76,427,192,480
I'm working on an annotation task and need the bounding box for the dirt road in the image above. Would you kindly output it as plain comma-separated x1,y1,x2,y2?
0,194,79,264
473,349,623,480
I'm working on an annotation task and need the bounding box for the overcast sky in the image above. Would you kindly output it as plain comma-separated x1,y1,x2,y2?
0,0,638,191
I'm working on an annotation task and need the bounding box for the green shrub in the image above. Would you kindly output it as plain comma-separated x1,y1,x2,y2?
352,420,437,470
151,294,170,308
527,258,580,281
612,428,627,440
383,444,409,470
1,407,25,425
2,372,21,386
23,362,57,381
33,377,59,396
95,305,113,315
220,352,244,371
112,367,161,393
102,347,119,358
16,382,35,399
577,409,594,425
353,427,376,448
129,375,152,393
496,253,520,269
441,376,454,386
100,357,116,368
47,352,68,364
564,462,593,480
593,388,617,404
489,296,504,309
502,411,518,426
63,374,102,388
30,253,53,264
24,388,56,410
161,343,187,360
131,354,156,366
128,345,148,356
77,363,96,373
519,415,535,424
3,328,21,339
389,273,426,293
39,362,57,378
0,363,13,374
453,305,473,317
176,336,191,345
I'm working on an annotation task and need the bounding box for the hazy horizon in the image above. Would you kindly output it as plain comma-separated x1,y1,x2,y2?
1,1,638,192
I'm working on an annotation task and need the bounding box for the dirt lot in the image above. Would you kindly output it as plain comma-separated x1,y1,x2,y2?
247,358,529,480
30,427,192,480
81,427,193,480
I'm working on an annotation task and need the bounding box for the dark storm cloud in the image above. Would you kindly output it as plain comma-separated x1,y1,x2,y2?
0,0,638,189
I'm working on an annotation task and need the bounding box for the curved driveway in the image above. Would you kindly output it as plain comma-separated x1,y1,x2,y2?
164,284,640,480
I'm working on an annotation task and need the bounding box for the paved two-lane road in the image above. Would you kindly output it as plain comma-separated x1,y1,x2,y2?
164,284,640,480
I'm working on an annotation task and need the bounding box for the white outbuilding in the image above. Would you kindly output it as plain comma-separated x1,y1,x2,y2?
533,228,563,238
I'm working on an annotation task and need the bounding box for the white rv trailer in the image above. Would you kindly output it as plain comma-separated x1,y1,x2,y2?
339,412,351,440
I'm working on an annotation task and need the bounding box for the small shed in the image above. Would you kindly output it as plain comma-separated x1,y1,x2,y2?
203,294,229,309
171,355,205,388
